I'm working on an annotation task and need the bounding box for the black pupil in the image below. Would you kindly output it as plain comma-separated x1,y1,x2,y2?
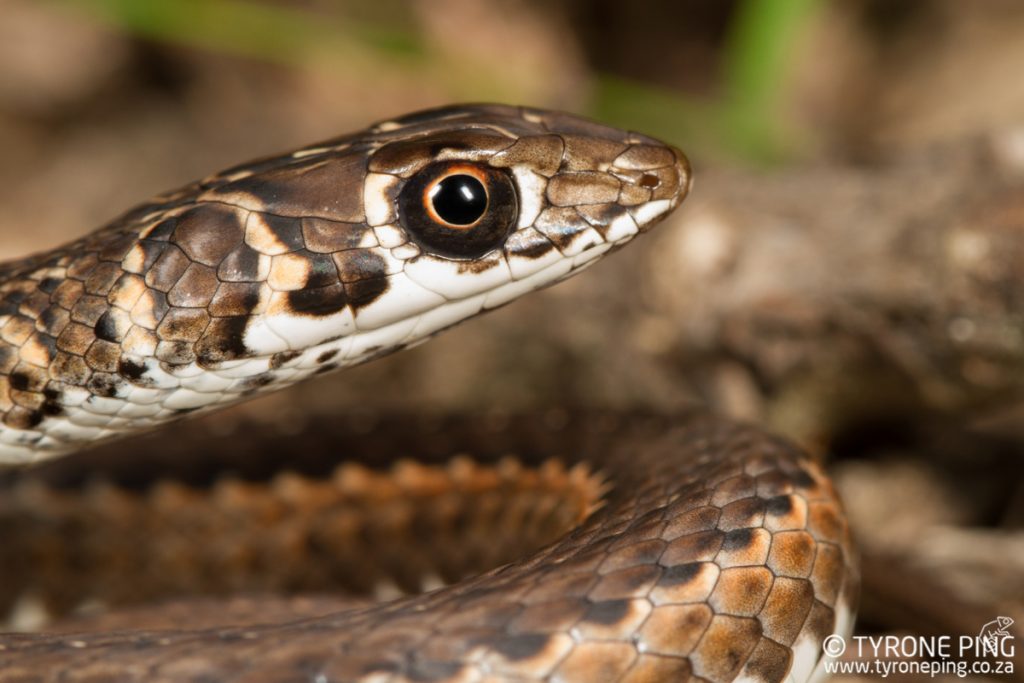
430,174,487,225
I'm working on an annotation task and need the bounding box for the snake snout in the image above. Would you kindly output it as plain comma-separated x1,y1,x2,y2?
611,142,692,234
670,145,693,203
642,144,691,232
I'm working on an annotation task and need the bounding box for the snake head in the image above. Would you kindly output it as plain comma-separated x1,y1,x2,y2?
197,104,690,364
0,104,690,461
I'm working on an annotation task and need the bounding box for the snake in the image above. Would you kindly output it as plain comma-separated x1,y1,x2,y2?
0,104,856,682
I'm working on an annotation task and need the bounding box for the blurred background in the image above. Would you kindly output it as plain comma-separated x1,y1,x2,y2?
1,0,1023,677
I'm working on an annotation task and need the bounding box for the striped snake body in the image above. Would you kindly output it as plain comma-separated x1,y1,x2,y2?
0,105,856,682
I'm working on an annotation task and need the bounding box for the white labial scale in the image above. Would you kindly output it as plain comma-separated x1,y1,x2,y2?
220,363,293,394
245,308,356,355
58,386,92,408
563,258,602,282
120,384,168,406
0,443,38,464
559,226,606,258
266,366,303,385
118,400,167,419
505,229,565,281
95,428,121,444
403,253,514,300
43,418,108,443
270,336,355,376
603,211,640,243
135,361,188,390
203,343,353,397
630,199,672,226
241,316,289,355
344,316,419,364
392,331,436,357
548,252,606,288
268,307,356,350
408,293,488,339
612,234,636,248
165,363,207,379
352,274,447,331
483,257,573,310
179,370,236,394
35,428,73,448
78,395,128,417
213,357,256,371
66,406,124,427
83,415,136,431
209,357,274,380
162,387,221,411
0,427,32,447
33,434,69,453
510,168,546,229
137,409,175,423
0,420,91,463
572,242,613,269
375,246,408,276
222,381,253,396
147,406,181,422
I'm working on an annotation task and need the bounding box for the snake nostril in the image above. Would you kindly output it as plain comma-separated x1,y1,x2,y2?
639,173,660,189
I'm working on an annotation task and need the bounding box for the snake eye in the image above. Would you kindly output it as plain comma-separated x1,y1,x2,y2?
398,162,517,259
430,173,487,225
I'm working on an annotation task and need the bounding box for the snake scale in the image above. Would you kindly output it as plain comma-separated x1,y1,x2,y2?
0,105,856,682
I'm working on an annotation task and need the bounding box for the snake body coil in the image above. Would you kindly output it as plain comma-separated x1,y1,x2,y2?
0,105,856,682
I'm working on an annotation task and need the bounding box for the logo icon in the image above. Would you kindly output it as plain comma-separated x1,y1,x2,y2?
978,616,1015,657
